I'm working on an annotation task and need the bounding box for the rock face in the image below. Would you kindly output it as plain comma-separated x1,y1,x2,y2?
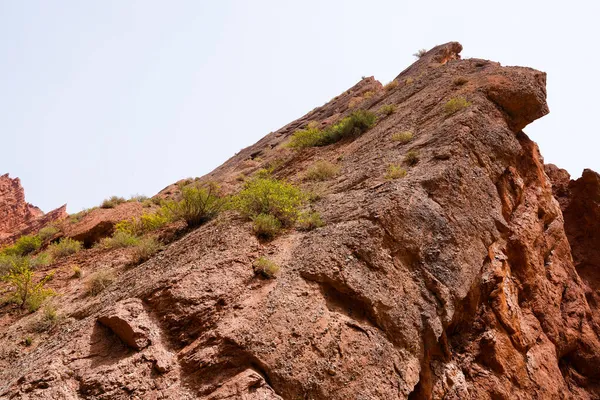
0,173,67,244
1,42,599,399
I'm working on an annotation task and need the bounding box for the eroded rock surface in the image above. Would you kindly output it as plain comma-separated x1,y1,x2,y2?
1,42,599,399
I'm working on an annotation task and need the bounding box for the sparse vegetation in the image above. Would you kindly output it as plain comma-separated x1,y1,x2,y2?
251,213,282,240
99,231,139,249
100,196,126,209
379,104,396,116
385,164,407,180
305,161,340,181
29,252,53,269
384,80,399,91
391,131,414,143
288,110,377,149
72,265,82,278
1,235,42,257
362,90,375,100
0,254,22,276
405,77,414,85
444,97,471,116
1,257,55,311
86,270,115,296
24,337,33,346
413,49,427,58
131,237,161,263
34,304,61,332
404,150,420,166
47,238,82,259
115,208,170,236
38,225,59,241
129,194,148,203
253,257,280,278
296,211,324,231
165,182,224,227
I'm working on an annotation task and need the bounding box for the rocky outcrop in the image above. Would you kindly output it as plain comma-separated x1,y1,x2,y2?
0,173,67,245
1,42,599,399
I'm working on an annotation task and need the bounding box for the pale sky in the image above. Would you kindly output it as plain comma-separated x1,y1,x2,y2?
1,1,598,213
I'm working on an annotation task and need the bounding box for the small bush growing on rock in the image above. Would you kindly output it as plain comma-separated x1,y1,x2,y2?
69,208,96,224
234,177,304,227
444,97,471,116
72,265,82,278
385,164,407,180
38,225,60,241
384,80,399,91
288,110,377,149
1,257,55,311
48,238,82,259
0,254,22,276
100,196,126,209
253,257,280,278
165,183,224,228
305,161,340,181
24,337,33,346
252,213,282,240
99,231,139,249
34,304,61,332
405,77,414,85
86,270,115,296
391,131,414,144
296,211,324,231
404,150,420,166
413,49,427,58
379,104,396,116
132,237,161,264
1,235,42,257
287,123,324,149
116,209,170,236
29,252,53,269
129,194,148,203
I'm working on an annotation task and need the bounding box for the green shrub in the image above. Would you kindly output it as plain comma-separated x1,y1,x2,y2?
0,254,23,276
1,257,55,311
391,131,414,143
413,49,427,58
34,304,61,332
132,237,161,263
100,196,126,209
305,161,340,181
296,211,324,231
129,194,148,202
253,257,280,278
234,177,304,227
287,124,324,148
379,104,396,116
48,238,82,259
115,209,170,236
72,265,82,278
29,252,53,269
288,110,377,149
69,208,96,224
165,183,223,227
404,150,420,166
384,80,399,91
444,97,471,116
385,164,407,180
99,231,139,249
324,109,377,144
252,213,282,240
1,235,42,257
24,337,33,346
86,270,114,296
38,225,59,241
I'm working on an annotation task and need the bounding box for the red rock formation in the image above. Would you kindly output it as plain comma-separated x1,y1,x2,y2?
1,42,599,399
0,173,67,245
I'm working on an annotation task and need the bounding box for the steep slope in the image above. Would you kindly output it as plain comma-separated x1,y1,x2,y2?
1,42,599,399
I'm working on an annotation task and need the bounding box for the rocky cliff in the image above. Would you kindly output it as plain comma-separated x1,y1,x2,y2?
0,42,599,399
0,174,67,244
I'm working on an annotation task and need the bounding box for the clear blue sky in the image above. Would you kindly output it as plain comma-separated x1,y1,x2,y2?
1,1,598,213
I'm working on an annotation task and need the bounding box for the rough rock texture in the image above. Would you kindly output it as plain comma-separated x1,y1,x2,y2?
1,42,599,399
0,173,67,245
